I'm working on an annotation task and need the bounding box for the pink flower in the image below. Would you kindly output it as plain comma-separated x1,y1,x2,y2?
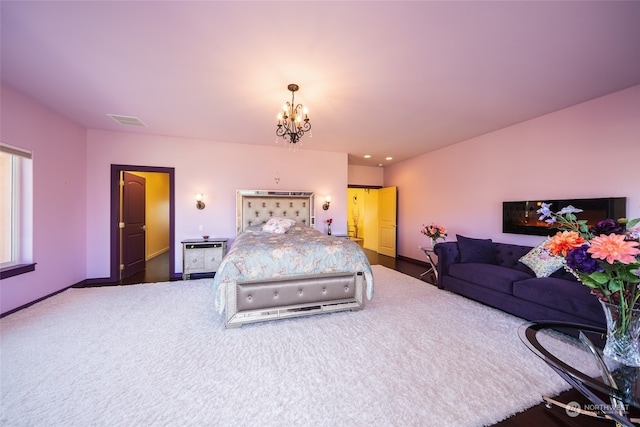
421,222,447,239
587,233,640,264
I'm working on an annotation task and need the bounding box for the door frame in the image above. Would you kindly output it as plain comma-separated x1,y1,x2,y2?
109,164,176,283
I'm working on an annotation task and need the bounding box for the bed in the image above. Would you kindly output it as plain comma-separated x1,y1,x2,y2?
212,190,374,328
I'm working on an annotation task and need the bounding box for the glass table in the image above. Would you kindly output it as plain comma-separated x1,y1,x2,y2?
418,246,438,282
519,321,639,427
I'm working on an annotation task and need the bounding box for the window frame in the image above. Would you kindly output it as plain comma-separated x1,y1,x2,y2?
0,142,34,279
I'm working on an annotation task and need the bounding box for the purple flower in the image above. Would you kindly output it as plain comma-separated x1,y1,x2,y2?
537,203,552,220
566,244,603,274
590,219,625,236
558,205,583,215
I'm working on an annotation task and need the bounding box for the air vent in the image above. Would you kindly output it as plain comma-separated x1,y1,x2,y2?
107,114,147,127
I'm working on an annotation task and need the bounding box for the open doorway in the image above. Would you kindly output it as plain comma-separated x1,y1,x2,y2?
347,187,378,250
110,164,176,284
347,186,397,257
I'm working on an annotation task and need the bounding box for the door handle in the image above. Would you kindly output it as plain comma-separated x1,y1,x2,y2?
141,225,146,231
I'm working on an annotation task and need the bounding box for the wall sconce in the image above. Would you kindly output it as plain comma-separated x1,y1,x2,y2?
322,196,331,211
195,193,205,210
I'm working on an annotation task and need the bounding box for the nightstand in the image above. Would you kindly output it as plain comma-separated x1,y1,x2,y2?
181,238,228,280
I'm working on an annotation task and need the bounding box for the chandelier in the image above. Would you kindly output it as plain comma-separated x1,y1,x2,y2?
276,84,311,146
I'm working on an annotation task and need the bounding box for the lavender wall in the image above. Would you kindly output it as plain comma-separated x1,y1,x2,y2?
0,84,87,314
385,85,640,262
86,131,348,278
2,82,638,314
348,164,384,187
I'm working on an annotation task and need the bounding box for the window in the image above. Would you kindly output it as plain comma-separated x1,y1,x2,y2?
0,142,34,278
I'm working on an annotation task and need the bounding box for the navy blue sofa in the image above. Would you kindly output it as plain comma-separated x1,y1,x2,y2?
434,240,606,331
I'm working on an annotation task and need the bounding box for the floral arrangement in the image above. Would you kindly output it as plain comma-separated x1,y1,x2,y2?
421,222,447,243
537,203,640,305
537,203,640,364
326,218,333,225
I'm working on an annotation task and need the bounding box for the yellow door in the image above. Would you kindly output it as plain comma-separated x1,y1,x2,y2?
378,186,397,257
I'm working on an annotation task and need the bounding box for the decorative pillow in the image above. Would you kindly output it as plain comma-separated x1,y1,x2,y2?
519,239,566,278
456,235,497,264
262,217,296,234
244,224,263,233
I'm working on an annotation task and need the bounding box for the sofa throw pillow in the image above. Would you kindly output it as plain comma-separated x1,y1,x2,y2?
519,239,566,278
456,235,497,264
262,217,296,234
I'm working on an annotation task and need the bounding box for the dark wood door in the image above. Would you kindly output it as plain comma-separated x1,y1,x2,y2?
121,172,146,279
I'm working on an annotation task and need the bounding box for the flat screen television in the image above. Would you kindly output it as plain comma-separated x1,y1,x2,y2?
503,197,627,236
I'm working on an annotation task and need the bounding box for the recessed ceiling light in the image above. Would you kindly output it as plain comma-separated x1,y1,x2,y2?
364,154,371,159
385,157,392,161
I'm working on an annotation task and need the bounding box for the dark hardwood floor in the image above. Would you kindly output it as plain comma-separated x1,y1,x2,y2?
115,247,433,285
116,249,625,427
116,251,171,285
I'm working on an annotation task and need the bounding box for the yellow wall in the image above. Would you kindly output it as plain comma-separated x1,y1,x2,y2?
347,188,379,251
131,171,170,260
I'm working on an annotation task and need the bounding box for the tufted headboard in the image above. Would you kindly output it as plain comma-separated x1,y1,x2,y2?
236,190,316,235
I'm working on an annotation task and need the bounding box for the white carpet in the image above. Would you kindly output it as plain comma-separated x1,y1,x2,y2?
0,265,597,427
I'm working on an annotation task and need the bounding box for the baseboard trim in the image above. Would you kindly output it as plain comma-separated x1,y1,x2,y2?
2,273,184,317
397,254,429,268
1,257,424,318
146,248,170,261
0,281,81,318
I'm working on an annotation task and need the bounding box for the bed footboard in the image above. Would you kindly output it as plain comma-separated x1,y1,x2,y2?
225,272,365,328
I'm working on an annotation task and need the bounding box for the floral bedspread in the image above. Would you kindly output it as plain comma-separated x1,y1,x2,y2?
212,225,374,314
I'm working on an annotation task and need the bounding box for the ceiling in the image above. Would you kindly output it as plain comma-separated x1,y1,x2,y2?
2,1,640,167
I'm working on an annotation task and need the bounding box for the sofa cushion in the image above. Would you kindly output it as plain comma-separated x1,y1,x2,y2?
513,277,603,320
518,239,565,278
448,263,533,295
456,235,497,264
550,267,578,281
